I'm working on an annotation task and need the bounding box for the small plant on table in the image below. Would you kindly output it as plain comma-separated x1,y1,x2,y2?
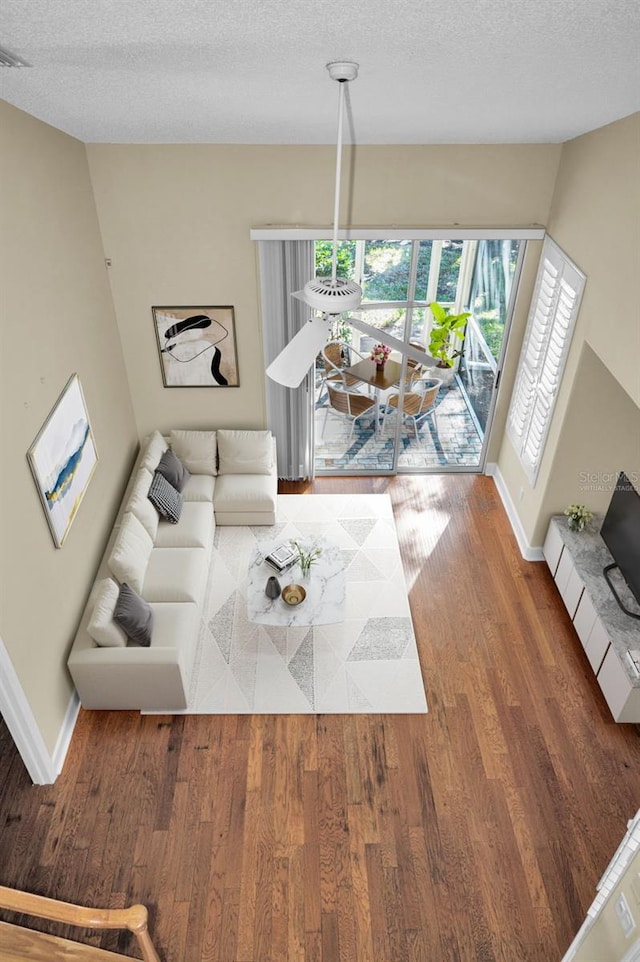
291,541,322,578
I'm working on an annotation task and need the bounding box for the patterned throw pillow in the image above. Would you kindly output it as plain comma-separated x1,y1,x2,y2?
148,471,183,524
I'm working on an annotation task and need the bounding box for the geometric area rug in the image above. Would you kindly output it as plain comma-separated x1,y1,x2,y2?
182,494,428,714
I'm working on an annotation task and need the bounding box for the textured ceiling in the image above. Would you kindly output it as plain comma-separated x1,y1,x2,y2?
0,0,639,144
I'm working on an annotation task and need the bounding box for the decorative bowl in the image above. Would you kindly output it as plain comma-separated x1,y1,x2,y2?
282,584,306,606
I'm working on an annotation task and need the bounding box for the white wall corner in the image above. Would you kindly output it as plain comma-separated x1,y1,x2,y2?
0,635,80,785
0,636,56,784
486,463,544,561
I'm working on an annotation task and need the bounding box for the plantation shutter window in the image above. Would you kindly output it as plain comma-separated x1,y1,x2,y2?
507,237,585,485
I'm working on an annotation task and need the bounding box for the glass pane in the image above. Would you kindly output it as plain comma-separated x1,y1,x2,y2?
469,239,521,361
409,308,428,345
436,240,464,304
458,323,494,432
362,240,411,302
414,241,433,301
457,239,522,434
315,240,356,280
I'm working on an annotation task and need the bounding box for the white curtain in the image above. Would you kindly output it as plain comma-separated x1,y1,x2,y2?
258,240,315,480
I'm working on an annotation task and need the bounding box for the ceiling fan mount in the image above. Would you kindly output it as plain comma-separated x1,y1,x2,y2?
326,61,359,83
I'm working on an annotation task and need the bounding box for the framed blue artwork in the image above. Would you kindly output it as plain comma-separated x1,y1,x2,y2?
27,374,98,548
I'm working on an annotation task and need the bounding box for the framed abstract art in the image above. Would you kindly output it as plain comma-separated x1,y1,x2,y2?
152,305,240,387
27,373,98,548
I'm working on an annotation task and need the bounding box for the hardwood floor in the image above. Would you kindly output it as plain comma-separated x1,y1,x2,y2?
1,476,639,961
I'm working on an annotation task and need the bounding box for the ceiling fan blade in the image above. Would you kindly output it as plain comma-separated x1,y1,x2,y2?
348,315,439,367
266,316,331,389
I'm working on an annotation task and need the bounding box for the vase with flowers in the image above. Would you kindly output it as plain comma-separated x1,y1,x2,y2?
564,503,593,533
370,342,392,370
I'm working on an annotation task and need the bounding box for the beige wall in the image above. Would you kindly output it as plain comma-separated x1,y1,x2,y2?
0,102,137,755
543,344,640,520
85,143,561,438
549,113,640,407
497,113,640,546
569,847,640,961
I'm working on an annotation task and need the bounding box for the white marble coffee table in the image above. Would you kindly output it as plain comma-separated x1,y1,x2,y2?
247,537,346,626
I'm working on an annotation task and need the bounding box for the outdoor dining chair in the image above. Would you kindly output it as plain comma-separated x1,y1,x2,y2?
381,377,443,439
323,379,378,441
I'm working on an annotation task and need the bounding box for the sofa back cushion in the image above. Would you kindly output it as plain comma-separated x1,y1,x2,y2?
139,429,169,473
87,578,127,648
108,512,154,594
170,429,217,476
127,467,159,539
218,429,273,475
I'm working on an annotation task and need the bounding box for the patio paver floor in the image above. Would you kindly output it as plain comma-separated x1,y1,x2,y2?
314,379,483,472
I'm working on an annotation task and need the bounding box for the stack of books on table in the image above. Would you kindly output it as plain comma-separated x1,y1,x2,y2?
264,543,297,573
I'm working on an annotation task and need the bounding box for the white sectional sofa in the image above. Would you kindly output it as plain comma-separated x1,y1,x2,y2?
68,428,277,711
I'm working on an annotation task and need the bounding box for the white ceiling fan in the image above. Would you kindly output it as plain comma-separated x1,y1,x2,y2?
266,61,362,389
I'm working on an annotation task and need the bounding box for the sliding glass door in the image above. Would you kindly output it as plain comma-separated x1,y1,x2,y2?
314,236,525,476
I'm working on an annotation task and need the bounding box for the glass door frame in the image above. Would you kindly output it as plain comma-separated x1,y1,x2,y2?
250,227,546,478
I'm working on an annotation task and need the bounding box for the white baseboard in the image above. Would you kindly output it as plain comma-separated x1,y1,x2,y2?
52,689,81,777
486,463,544,562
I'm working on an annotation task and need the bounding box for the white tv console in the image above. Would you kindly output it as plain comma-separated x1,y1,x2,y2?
543,516,640,723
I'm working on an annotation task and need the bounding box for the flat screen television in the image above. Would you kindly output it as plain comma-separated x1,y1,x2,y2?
600,471,640,620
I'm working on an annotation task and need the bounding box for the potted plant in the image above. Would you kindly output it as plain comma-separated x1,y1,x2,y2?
428,302,471,383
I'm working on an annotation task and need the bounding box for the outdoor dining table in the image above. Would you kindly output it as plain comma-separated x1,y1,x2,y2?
343,358,403,434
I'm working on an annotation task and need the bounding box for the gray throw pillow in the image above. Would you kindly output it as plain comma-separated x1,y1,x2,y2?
148,470,183,523
156,448,190,492
113,582,154,647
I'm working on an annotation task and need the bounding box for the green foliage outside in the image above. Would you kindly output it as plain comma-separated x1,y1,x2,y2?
315,239,462,304
474,310,503,358
315,241,356,282
435,241,464,302
363,241,412,301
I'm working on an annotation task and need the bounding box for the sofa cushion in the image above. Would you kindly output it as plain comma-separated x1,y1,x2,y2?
156,448,191,492
108,512,154,594
143,547,208,604
182,474,216,503
113,582,154,647
127,467,159,539
148,470,183,524
155,502,214,549
217,429,273,475
170,429,217,476
87,578,127,648
140,430,169,473
213,473,277,514
151,602,199,657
